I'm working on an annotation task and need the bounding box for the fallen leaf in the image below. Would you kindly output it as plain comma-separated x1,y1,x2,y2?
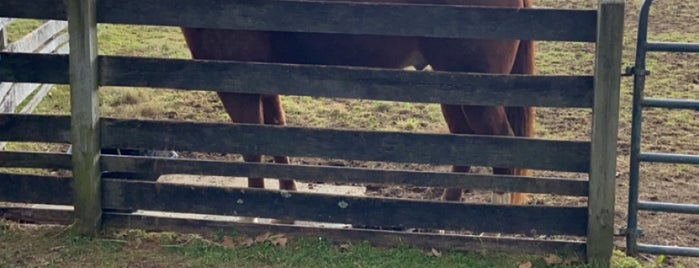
518,261,533,268
221,236,235,248
272,237,288,247
543,254,563,265
127,237,143,249
428,248,442,257
112,230,129,239
255,232,272,243
237,237,254,247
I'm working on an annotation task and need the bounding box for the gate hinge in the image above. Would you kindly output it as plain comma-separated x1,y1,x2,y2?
623,65,651,77
618,227,644,237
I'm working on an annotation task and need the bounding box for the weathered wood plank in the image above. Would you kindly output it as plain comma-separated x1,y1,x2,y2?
0,0,66,20
106,213,587,256
102,118,591,172
101,56,595,108
0,206,74,225
0,53,594,107
0,0,596,42
0,25,68,113
0,21,7,50
0,151,72,169
0,18,12,30
0,173,73,205
18,83,56,114
5,20,67,53
68,0,102,235
587,0,625,266
0,52,69,84
102,179,588,236
102,0,596,42
13,35,69,114
35,31,70,55
0,83,40,113
0,206,587,257
0,174,588,235
102,155,589,196
0,114,70,142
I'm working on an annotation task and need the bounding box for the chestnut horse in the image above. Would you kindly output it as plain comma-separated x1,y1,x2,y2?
182,0,535,206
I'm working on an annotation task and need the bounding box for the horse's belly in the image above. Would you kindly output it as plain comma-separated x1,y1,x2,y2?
271,32,420,68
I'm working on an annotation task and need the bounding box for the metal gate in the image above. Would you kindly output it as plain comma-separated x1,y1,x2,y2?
626,0,699,257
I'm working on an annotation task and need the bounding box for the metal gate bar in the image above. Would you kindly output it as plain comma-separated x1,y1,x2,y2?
626,0,699,258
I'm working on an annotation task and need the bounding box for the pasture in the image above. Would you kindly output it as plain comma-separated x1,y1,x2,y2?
0,0,697,266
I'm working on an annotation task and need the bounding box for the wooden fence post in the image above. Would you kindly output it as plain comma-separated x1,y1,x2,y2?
67,0,101,235
0,27,7,50
588,0,624,266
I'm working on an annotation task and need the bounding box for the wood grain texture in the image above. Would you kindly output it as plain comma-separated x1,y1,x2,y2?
101,118,591,172
0,52,69,84
587,0,625,265
0,151,72,169
105,213,586,256
0,206,586,257
4,20,67,53
102,155,589,196
0,53,594,107
0,114,70,142
68,0,102,235
0,26,6,50
0,173,73,205
101,56,594,108
101,179,588,235
0,206,74,225
0,175,587,235
0,0,66,20
0,0,596,42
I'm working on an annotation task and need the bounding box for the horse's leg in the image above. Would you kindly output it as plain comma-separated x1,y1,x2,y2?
217,92,266,188
261,94,297,191
440,104,474,201
456,105,517,204
421,35,520,205
505,22,536,205
499,0,536,205
182,28,274,189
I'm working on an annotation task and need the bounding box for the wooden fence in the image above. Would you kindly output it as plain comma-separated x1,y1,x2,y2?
0,18,67,117
0,0,624,266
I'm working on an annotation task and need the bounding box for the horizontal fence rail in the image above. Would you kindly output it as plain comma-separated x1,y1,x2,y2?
0,114,71,142
0,0,597,42
641,98,699,110
638,201,699,215
0,20,68,117
0,206,587,257
0,151,72,169
0,151,589,196
645,42,699,53
639,152,699,165
0,173,588,235
0,114,591,172
101,119,591,172
100,155,589,196
0,53,595,107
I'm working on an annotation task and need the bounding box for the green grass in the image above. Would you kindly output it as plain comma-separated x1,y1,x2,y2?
3,19,45,43
0,223,592,268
